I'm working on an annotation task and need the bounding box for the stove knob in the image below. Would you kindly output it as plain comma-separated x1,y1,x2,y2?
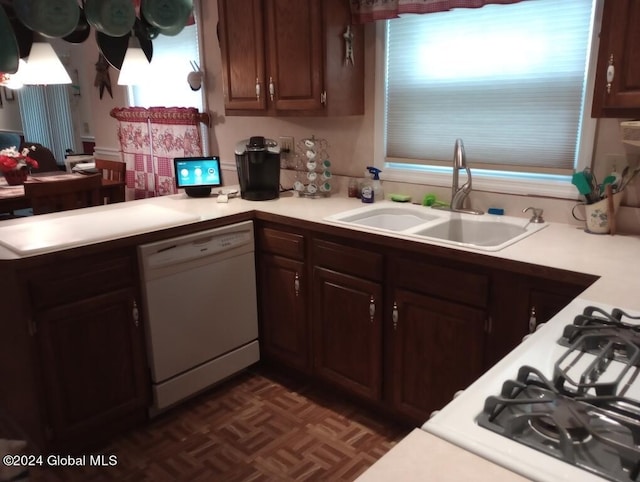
429,410,440,419
453,390,464,399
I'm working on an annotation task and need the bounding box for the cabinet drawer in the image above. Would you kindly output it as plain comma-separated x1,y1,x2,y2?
25,252,136,310
258,227,305,260
391,257,488,308
313,239,383,282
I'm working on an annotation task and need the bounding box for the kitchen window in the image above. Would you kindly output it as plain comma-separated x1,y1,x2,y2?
127,0,205,113
374,0,601,198
128,23,203,110
126,0,207,152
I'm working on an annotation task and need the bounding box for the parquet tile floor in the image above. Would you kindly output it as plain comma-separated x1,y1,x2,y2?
30,366,410,481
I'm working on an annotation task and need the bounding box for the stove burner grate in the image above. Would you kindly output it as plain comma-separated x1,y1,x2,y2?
560,306,640,355
478,366,640,482
554,332,640,397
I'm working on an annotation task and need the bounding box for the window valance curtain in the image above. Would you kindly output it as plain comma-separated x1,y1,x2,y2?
110,106,203,199
350,0,527,23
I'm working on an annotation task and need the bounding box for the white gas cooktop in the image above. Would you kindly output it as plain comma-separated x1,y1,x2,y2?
423,297,640,482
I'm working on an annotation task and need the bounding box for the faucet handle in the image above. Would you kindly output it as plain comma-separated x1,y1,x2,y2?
523,207,544,223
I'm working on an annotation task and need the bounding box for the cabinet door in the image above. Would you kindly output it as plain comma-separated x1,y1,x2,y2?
313,267,383,402
218,0,267,111
259,253,310,372
527,286,584,334
36,288,148,449
592,0,640,116
487,271,594,369
265,0,324,112
390,289,485,422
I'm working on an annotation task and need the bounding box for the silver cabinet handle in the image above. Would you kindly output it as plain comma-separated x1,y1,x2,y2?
606,54,615,94
255,78,261,100
321,91,327,105
28,317,36,336
528,306,537,333
369,296,375,323
485,316,493,334
392,302,398,330
133,300,139,327
269,77,275,101
294,272,300,297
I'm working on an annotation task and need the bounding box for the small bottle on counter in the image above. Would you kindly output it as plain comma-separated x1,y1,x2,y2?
361,178,374,203
348,178,359,198
367,166,384,201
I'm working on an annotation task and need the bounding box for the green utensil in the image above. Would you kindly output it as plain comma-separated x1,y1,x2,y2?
571,171,593,195
599,175,616,195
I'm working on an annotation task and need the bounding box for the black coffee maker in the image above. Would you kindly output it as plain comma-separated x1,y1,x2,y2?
235,136,281,201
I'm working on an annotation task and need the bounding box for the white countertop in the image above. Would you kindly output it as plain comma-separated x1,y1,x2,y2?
0,192,637,480
356,429,530,481
1,192,637,309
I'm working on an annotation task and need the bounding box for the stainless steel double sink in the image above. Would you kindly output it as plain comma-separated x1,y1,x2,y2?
324,202,547,251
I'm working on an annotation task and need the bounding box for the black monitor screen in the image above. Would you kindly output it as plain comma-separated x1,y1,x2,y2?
174,156,223,189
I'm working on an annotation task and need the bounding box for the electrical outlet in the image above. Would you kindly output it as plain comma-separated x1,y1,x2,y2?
603,154,626,175
279,136,294,154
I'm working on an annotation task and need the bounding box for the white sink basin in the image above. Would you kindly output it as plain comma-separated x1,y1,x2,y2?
413,218,529,247
325,202,547,251
327,205,440,231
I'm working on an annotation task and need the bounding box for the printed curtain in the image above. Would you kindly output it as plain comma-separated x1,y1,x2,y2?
111,107,202,199
349,0,527,23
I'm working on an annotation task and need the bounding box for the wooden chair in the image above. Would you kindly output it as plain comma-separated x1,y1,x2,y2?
24,174,103,215
20,142,63,172
95,159,126,203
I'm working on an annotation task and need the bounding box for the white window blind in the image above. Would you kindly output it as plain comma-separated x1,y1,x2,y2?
385,0,595,175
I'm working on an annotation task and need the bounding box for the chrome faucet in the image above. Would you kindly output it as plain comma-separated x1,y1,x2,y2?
436,138,483,215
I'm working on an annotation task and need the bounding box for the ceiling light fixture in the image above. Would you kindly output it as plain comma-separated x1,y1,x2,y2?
117,35,151,86
20,41,72,85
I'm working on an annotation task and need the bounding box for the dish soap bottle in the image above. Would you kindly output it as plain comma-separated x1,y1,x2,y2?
366,166,384,201
361,169,374,203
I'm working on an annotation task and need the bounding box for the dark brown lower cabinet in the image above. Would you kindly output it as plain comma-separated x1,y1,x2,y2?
312,267,383,402
0,248,150,452
389,289,486,422
36,288,148,450
259,253,310,372
255,222,595,425
487,271,595,368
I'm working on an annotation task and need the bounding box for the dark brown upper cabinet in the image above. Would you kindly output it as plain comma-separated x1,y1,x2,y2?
592,0,640,117
217,0,364,116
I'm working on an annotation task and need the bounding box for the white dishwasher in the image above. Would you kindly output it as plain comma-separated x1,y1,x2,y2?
138,220,259,415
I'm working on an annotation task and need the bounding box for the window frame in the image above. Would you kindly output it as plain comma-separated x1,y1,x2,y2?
373,0,604,199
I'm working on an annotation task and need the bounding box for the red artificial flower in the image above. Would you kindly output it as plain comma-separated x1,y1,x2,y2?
0,146,39,172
